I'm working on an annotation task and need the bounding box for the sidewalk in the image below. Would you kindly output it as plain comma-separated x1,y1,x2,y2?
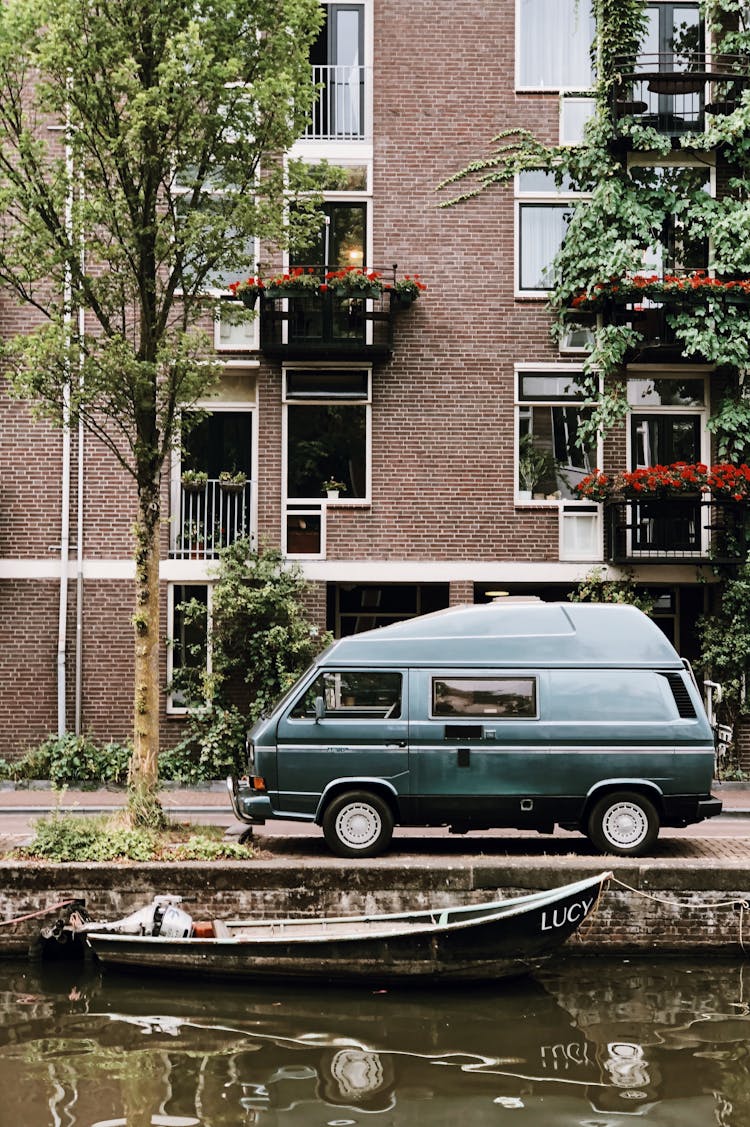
2,779,749,813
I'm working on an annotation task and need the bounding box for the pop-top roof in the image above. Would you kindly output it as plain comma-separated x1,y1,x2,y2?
320,602,682,668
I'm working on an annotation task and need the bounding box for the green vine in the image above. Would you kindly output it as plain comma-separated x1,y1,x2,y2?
439,0,750,459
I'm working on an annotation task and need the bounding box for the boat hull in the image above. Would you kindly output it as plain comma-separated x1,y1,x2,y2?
85,873,610,983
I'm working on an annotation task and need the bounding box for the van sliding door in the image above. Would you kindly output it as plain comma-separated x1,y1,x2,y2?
408,670,548,826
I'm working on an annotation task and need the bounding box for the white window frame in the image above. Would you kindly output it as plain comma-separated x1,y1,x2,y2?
166,582,213,715
625,153,716,277
515,172,589,298
295,0,374,147
624,368,711,559
559,92,596,145
514,365,602,507
515,0,595,92
282,365,371,559
170,382,259,558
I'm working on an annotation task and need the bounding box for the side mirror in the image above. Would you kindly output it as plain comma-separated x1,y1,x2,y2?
314,695,326,722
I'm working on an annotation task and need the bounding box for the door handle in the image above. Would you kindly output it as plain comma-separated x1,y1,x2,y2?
386,740,407,748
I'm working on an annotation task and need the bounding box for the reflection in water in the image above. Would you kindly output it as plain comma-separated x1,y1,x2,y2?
1,957,750,1124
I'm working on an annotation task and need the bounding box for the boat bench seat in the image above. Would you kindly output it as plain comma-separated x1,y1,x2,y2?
212,920,231,939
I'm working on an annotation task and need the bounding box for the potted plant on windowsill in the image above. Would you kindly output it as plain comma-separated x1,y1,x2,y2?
218,470,247,494
322,478,347,500
181,469,208,492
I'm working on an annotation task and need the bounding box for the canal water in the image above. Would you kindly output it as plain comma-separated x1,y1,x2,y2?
1,955,749,1126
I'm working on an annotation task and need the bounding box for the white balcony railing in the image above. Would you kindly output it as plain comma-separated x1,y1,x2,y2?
306,64,369,141
172,479,254,559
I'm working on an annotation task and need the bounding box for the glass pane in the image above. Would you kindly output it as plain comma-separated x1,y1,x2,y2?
286,513,322,555
519,374,587,400
290,202,366,269
432,677,536,718
291,671,402,718
519,0,593,87
519,406,596,498
519,204,571,290
287,403,366,498
183,412,253,477
560,98,596,144
286,369,368,398
518,170,574,193
627,378,704,406
171,585,208,707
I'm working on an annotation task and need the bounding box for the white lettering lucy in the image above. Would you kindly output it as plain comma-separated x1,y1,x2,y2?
541,896,594,932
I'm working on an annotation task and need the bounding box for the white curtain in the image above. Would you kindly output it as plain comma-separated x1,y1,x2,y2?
519,0,593,87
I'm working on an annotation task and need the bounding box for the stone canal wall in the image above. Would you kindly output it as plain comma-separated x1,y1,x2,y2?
2,856,750,960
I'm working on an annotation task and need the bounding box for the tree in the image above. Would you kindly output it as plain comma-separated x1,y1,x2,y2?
0,0,324,825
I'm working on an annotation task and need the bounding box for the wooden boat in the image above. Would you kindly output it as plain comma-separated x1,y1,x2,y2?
77,871,611,982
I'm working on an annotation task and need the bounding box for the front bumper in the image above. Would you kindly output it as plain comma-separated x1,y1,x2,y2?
226,775,270,825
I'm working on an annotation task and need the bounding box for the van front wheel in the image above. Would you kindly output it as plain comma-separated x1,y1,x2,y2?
322,791,394,858
587,792,659,856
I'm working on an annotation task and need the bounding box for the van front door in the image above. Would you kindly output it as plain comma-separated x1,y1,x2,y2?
274,669,409,816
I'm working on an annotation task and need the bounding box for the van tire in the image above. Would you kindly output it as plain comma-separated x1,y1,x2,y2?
587,791,659,856
322,791,394,858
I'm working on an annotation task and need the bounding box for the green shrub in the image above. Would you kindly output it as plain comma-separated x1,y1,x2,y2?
159,706,246,782
9,733,132,787
20,812,253,862
24,812,156,862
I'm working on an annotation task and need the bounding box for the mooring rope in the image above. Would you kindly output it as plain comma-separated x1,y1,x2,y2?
0,898,80,929
609,876,750,956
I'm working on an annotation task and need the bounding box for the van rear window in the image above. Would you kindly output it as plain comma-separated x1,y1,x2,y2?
432,677,536,718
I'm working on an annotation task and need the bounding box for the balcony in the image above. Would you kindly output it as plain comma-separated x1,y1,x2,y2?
171,479,254,560
259,287,395,361
305,64,370,141
611,52,750,138
603,497,747,564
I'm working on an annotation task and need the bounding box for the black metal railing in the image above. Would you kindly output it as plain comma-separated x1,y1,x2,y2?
604,496,748,564
611,52,750,135
258,264,400,360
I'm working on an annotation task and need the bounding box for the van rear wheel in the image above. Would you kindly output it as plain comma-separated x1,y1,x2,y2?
587,791,659,856
322,791,394,858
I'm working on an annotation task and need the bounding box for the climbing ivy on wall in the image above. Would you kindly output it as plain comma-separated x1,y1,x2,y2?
438,0,750,457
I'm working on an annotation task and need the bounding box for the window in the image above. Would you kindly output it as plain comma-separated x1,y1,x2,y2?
560,96,596,145
517,0,594,89
331,583,450,636
284,368,370,500
432,677,537,718
167,585,211,712
290,670,402,719
516,370,598,501
174,406,255,559
308,3,366,140
290,199,367,271
516,172,583,294
628,162,712,275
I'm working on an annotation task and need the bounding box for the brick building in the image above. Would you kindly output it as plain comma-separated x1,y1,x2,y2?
0,0,746,760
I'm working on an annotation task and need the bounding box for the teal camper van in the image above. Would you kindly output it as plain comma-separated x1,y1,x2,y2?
228,601,721,858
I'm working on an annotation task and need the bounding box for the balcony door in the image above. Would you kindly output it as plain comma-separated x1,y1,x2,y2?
629,412,702,554
641,3,703,131
288,202,367,345
176,411,254,559
309,4,364,139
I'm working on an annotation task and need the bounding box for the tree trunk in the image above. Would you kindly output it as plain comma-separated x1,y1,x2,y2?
128,475,165,828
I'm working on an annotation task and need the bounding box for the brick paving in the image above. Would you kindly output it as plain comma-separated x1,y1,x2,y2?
0,782,749,862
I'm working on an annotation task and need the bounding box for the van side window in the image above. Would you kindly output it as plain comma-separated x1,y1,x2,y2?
433,677,536,718
290,671,402,719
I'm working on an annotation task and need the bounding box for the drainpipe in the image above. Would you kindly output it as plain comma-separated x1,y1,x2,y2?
57,102,75,737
